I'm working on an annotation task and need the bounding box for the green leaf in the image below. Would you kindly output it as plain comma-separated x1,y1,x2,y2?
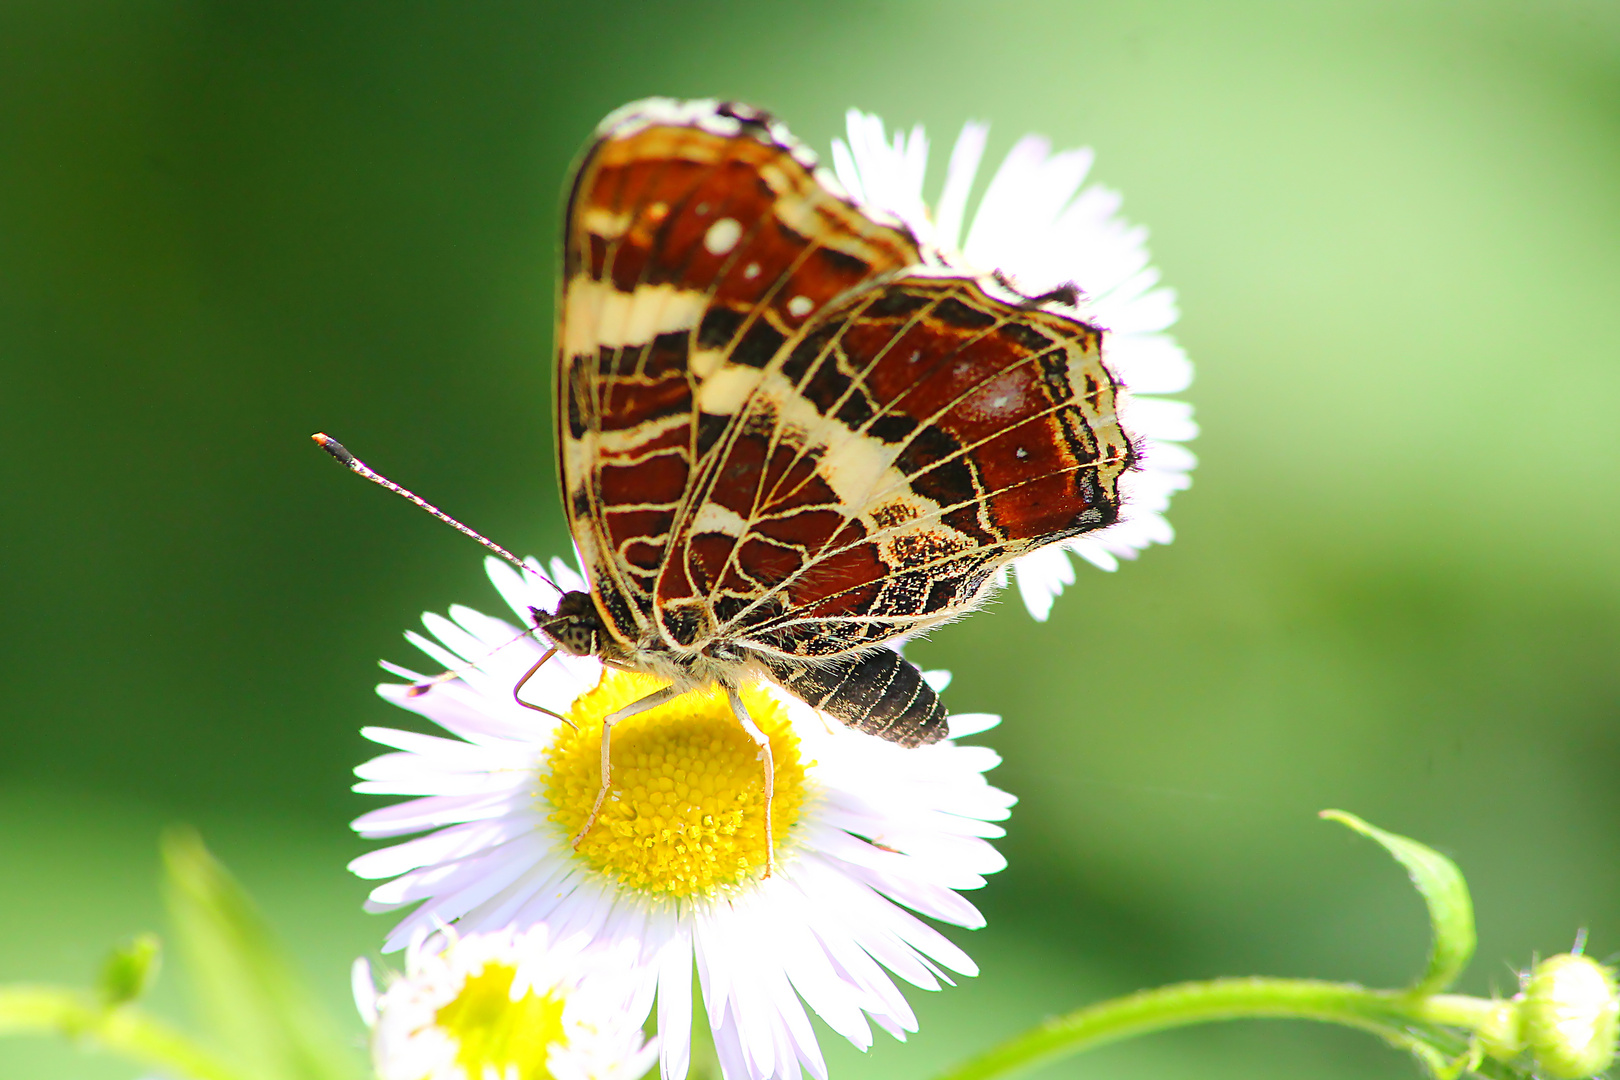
162,828,364,1080
99,933,162,1006
1320,810,1476,995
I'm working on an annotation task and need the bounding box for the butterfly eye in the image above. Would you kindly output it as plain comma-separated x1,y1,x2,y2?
555,591,596,619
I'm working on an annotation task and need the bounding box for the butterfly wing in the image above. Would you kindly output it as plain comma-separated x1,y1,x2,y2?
656,273,1134,660
559,98,1135,748
556,99,922,651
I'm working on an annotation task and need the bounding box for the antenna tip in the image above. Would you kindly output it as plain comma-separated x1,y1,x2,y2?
311,433,357,468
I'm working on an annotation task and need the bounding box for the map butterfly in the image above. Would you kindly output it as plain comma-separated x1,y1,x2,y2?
534,98,1135,754
317,98,1141,858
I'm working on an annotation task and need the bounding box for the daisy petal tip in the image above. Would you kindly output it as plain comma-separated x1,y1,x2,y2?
351,957,378,1026
946,712,1002,739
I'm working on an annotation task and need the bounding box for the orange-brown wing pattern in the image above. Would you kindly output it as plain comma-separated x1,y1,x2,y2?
556,99,922,651
654,274,1134,658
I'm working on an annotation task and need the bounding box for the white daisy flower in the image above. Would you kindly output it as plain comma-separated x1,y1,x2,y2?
354,925,658,1080
350,554,1015,1080
833,110,1198,621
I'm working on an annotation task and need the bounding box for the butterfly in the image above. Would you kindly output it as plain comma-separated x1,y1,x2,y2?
532,98,1136,758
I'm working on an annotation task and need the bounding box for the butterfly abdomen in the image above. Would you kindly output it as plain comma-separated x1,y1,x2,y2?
761,649,947,747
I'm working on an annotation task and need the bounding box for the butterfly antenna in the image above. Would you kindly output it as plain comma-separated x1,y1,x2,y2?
402,624,543,697
312,433,562,597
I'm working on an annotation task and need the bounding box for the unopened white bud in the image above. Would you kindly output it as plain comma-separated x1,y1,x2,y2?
1517,953,1619,1080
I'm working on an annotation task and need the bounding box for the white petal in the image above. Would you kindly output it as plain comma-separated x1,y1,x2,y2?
350,957,378,1027
934,121,988,253
945,711,1001,738
351,791,528,835
1013,544,1075,622
1123,395,1199,443
1106,332,1193,395
830,136,865,204
656,932,694,1080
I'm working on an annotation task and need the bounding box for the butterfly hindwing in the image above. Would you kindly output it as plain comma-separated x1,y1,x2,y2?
656,274,1134,658
557,100,921,652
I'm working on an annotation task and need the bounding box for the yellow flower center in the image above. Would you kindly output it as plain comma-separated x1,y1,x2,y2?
543,671,808,897
433,961,565,1080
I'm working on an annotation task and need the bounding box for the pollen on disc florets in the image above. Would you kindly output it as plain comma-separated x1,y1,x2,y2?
542,671,809,897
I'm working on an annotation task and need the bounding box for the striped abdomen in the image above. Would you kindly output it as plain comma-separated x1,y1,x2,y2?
761,649,946,747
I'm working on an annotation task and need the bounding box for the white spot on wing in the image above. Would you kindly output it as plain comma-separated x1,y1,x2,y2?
691,501,749,537
704,217,743,255
756,374,901,508
582,207,632,239
696,365,764,415
743,262,761,279
690,348,727,380
563,280,706,356
751,371,974,523
814,425,895,508
787,295,814,317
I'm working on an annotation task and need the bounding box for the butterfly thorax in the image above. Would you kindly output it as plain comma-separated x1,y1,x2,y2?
533,592,759,692
533,588,949,748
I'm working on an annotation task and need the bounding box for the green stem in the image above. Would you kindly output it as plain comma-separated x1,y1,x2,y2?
0,986,248,1080
929,977,1490,1080
1417,993,1507,1030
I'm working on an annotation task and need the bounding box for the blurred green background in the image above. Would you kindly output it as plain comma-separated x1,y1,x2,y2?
3,1,1617,1076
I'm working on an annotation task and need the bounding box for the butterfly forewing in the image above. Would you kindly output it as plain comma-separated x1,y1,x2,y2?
557,101,921,652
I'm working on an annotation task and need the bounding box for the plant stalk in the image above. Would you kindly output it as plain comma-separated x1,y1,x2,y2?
0,986,247,1080
929,977,1489,1080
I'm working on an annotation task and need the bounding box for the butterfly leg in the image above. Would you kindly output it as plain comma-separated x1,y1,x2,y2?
727,687,776,879
512,647,575,727
572,685,680,849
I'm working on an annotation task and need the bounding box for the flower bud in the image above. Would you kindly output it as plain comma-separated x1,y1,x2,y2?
1518,953,1619,1080
97,933,161,1006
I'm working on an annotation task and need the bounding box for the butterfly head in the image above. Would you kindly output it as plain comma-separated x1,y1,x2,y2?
530,592,602,657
